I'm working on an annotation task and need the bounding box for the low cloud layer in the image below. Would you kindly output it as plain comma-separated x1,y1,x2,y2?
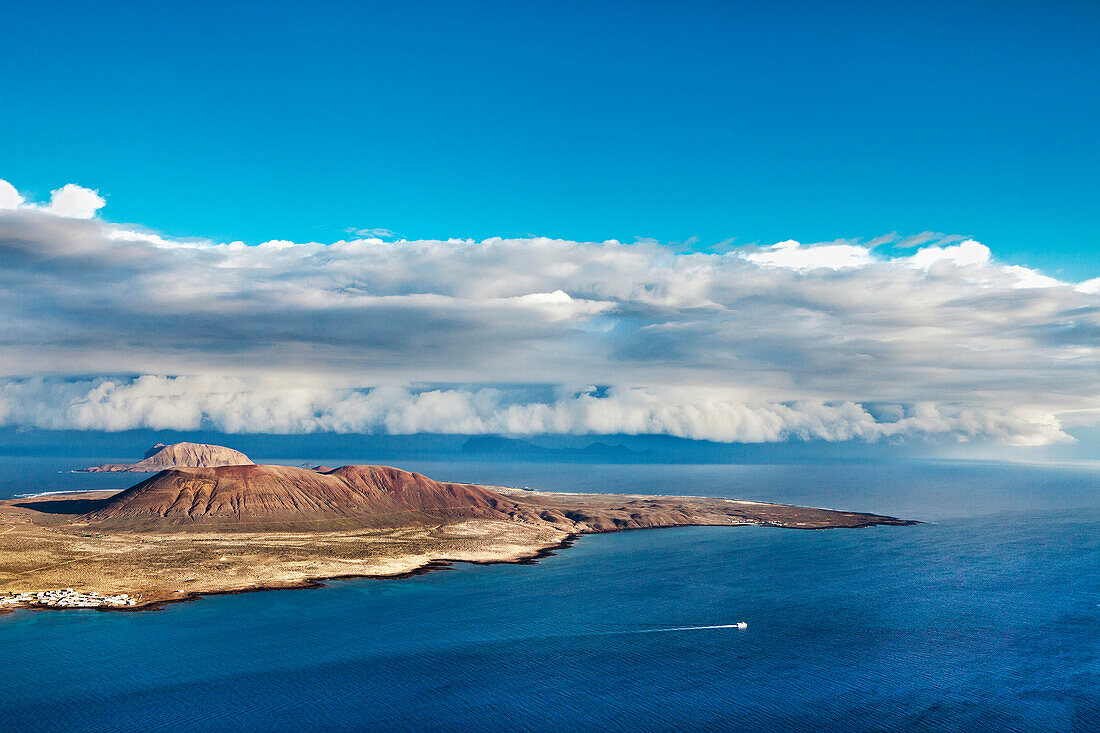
1,179,1097,445
0,377,1070,447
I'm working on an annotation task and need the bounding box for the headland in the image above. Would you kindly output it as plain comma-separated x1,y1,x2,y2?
0,462,917,612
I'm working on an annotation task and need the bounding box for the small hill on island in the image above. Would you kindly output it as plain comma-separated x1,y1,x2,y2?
81,442,254,473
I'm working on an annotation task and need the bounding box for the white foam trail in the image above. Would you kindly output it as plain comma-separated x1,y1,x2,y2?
623,624,746,635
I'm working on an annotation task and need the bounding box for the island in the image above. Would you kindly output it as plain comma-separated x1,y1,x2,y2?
79,441,255,473
0,461,918,611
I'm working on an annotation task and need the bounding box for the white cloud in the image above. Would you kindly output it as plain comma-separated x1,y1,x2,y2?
908,239,990,269
509,290,613,322
742,239,876,270
0,179,23,210
1076,278,1100,295
1004,265,1062,289
346,227,398,239
0,179,106,218
0,377,1073,446
0,179,1097,446
43,183,106,218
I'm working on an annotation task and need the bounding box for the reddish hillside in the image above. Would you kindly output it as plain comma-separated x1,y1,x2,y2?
82,464,529,528
77,463,917,534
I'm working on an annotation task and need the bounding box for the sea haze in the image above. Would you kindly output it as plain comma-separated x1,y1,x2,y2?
1,457,1097,731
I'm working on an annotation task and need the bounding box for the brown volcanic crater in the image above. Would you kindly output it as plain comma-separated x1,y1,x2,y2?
82,464,532,529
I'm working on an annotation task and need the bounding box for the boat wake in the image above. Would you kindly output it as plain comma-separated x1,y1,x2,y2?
621,622,748,635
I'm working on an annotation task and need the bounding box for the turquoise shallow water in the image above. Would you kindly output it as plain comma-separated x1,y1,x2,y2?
0,458,1097,731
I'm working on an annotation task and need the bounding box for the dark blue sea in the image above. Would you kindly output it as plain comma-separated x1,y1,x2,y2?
0,457,1097,731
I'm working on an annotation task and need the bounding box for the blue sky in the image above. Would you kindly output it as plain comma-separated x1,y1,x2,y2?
0,2,1098,450
3,0,1097,278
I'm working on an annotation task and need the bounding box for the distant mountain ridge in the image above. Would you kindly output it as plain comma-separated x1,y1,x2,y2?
461,436,653,459
81,442,254,473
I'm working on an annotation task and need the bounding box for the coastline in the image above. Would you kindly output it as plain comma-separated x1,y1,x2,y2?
2,517,918,615
0,532,584,615
0,484,917,614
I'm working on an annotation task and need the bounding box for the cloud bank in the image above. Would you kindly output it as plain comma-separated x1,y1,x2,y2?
0,377,1069,447
1,179,1097,445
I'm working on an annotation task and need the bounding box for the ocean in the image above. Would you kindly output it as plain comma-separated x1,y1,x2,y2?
0,457,1097,731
